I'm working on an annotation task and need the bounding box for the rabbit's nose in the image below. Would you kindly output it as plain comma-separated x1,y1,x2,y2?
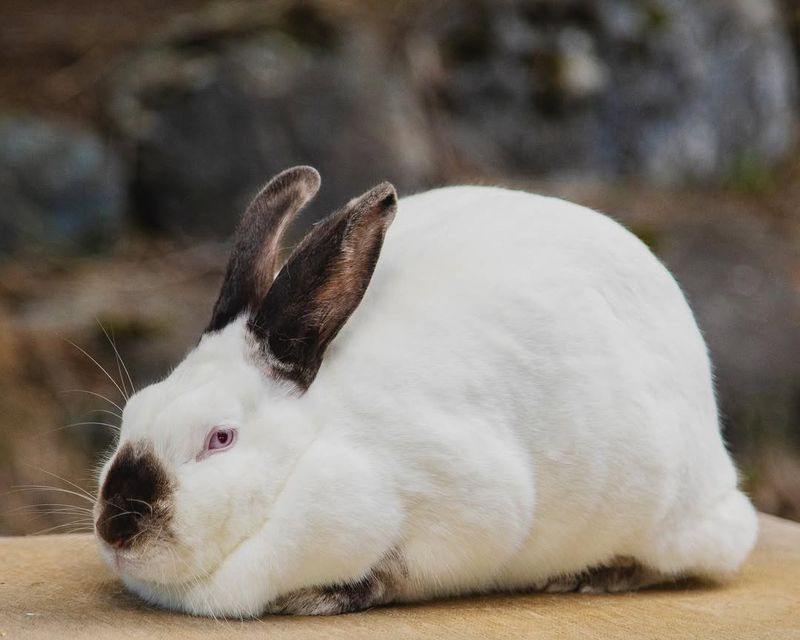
96,440,172,549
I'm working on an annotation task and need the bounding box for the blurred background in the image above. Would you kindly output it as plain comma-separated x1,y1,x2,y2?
1,0,799,536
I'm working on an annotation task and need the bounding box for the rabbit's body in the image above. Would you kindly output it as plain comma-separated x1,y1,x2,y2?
282,186,755,603
95,171,756,618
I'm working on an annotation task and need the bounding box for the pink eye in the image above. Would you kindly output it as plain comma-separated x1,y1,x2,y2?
203,428,237,455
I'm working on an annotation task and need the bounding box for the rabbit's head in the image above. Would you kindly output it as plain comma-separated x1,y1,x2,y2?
93,167,397,587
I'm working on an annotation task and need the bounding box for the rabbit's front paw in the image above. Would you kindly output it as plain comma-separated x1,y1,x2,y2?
266,582,377,616
267,550,406,615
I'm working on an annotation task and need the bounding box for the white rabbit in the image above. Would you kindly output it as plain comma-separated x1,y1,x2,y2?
94,166,757,617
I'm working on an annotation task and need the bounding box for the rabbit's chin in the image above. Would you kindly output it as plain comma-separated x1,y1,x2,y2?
96,537,194,586
96,527,272,617
118,573,202,615
118,560,266,619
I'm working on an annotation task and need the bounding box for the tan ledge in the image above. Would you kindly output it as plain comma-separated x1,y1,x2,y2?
1,514,798,639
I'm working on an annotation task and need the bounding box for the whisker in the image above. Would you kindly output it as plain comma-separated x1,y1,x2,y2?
30,521,94,536
126,498,154,514
99,510,139,526
23,466,97,501
100,498,149,515
97,320,129,400
11,485,96,505
98,498,122,513
12,502,94,514
27,512,94,521
45,421,121,435
126,527,149,546
60,390,124,414
13,501,94,510
22,509,95,520
123,520,167,549
91,408,124,421
63,338,129,402
96,318,136,399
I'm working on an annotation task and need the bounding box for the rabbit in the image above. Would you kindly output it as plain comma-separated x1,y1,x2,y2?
93,166,758,617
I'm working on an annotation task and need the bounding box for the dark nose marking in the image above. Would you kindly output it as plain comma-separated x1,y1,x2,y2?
96,442,171,549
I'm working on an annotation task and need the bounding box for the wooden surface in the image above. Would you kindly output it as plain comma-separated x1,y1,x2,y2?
1,514,799,639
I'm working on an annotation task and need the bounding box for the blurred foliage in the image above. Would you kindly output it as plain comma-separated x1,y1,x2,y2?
726,152,777,196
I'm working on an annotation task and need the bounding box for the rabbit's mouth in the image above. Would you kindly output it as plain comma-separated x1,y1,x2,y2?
108,546,140,572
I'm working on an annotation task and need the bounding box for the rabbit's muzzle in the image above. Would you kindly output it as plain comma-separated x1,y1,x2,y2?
95,441,172,550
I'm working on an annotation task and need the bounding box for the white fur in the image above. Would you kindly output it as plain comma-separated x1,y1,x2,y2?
97,186,757,617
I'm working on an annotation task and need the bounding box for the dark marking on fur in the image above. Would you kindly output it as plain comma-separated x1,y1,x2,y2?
96,441,173,549
249,182,397,390
540,556,666,594
267,548,406,615
206,166,321,333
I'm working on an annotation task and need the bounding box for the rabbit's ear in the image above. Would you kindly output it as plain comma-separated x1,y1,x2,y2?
207,166,321,333
249,182,397,390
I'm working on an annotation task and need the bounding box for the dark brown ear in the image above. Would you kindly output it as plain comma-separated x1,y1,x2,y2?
248,182,397,390
206,166,321,333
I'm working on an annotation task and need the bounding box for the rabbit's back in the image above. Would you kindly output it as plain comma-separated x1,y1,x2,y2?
320,185,755,596
336,184,717,451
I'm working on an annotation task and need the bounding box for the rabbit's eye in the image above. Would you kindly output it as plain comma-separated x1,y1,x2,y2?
201,427,237,457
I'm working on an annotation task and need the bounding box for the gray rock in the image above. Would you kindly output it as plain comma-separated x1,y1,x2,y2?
0,116,125,256
409,0,797,183
102,0,798,239
105,4,437,239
